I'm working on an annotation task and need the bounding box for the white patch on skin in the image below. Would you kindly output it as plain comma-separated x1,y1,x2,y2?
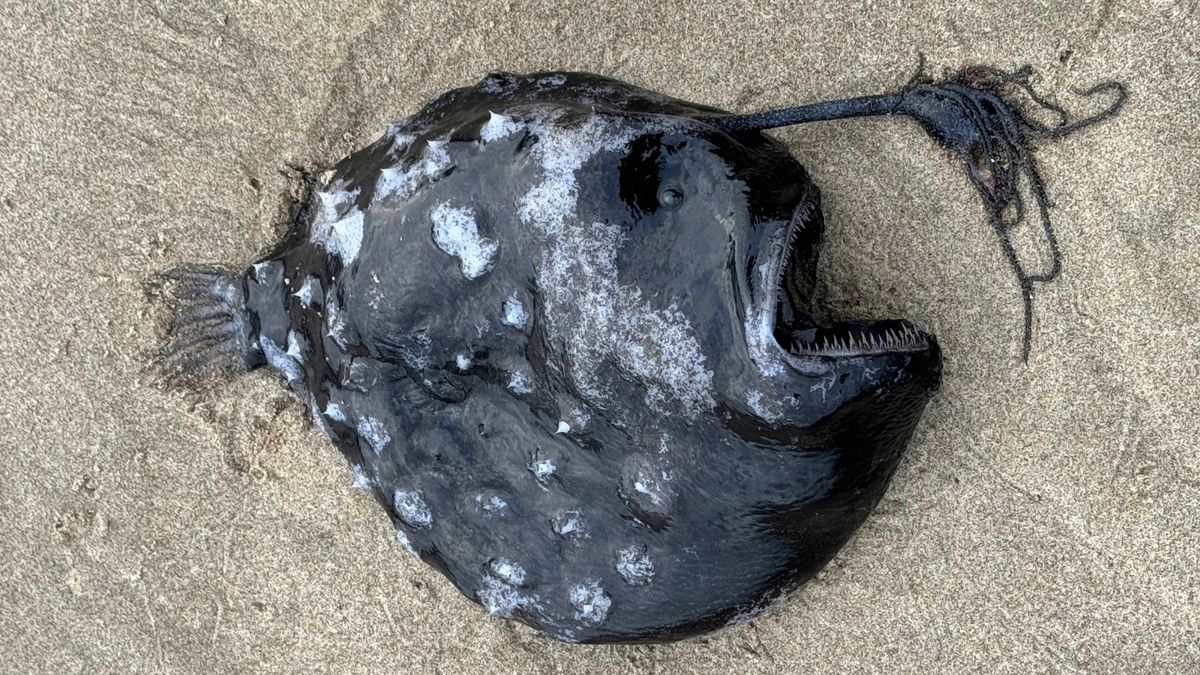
324,290,348,348
480,111,525,142
569,579,611,625
488,558,526,586
568,405,590,430
398,332,433,371
285,330,305,362
634,480,664,506
350,465,372,490
430,203,499,280
477,554,540,618
544,223,714,412
393,490,433,529
476,494,508,513
746,390,781,423
501,295,528,328
356,416,391,453
308,394,334,441
394,529,420,560
455,353,472,370
374,138,452,205
555,420,570,434
863,366,879,385
631,462,674,508
615,545,655,586
810,374,836,402
251,261,273,282
388,130,416,153
552,510,586,538
530,458,556,482
508,371,532,394
478,573,538,618
365,283,385,311
517,113,638,237
260,334,303,382
514,112,714,414
535,74,568,89
479,73,518,96
292,276,319,307
309,188,364,263
323,402,346,422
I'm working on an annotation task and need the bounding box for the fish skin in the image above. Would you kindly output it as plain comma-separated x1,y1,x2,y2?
165,71,942,643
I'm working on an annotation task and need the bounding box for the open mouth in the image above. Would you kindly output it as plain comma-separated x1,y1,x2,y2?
765,215,933,363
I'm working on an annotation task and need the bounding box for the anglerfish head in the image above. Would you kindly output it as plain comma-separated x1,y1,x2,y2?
284,91,941,453
306,92,941,465
530,112,942,452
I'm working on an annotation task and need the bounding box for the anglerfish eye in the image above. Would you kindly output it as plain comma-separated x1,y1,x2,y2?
658,186,684,210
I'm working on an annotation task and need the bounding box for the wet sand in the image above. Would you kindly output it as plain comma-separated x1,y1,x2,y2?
1,1,1196,672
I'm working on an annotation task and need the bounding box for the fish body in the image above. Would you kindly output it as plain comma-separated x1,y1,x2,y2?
154,68,1122,643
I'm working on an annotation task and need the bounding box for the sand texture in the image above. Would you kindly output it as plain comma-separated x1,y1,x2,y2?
1,0,1197,672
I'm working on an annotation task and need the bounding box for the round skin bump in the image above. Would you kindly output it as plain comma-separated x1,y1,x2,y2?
151,67,1124,643
618,453,677,532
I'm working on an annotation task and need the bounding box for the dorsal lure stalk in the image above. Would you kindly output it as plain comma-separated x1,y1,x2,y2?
705,65,1127,360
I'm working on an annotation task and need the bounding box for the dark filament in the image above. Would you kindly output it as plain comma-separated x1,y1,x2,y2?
706,62,1127,361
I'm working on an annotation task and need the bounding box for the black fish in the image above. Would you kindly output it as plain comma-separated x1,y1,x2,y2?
150,66,1123,643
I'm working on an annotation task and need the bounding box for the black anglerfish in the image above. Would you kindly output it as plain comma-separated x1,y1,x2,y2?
151,66,1124,643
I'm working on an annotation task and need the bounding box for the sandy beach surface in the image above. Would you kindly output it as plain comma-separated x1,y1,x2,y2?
1,1,1197,672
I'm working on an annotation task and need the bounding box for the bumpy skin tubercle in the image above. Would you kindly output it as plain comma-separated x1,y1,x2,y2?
152,68,1119,643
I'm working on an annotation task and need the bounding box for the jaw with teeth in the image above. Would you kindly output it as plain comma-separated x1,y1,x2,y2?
748,207,935,376
784,320,931,358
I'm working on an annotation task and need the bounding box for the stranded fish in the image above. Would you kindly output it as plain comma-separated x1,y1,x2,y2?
151,66,1124,643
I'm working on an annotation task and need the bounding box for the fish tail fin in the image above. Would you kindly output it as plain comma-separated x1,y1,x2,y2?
145,264,263,390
